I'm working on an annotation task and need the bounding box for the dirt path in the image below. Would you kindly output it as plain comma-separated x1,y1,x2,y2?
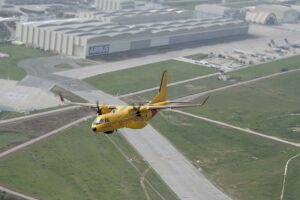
280,153,300,200
140,168,151,200
0,185,39,200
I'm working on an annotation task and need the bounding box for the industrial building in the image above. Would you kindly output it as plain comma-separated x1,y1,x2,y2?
195,4,231,17
94,0,137,11
79,8,193,24
245,4,298,24
16,15,249,58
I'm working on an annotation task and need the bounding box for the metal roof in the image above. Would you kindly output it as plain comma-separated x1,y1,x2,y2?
19,17,247,41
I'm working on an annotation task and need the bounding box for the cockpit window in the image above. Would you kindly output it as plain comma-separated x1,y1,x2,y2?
94,118,101,124
93,118,109,124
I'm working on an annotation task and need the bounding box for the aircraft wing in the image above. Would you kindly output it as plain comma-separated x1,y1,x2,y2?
146,96,209,110
63,102,117,109
58,93,117,109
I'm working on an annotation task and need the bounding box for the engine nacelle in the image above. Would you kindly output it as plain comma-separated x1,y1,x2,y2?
100,106,113,115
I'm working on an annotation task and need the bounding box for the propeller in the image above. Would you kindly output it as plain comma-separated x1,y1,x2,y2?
132,103,143,117
96,101,102,115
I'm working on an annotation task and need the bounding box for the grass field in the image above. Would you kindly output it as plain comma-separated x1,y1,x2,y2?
0,43,53,80
0,131,28,153
151,112,300,200
136,55,300,100
184,71,300,142
0,191,24,200
136,75,233,101
0,111,23,121
0,122,178,200
284,156,300,200
185,53,208,60
85,60,217,95
228,55,300,81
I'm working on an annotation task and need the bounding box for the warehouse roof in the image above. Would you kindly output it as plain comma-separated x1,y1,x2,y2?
245,11,278,24
19,17,247,41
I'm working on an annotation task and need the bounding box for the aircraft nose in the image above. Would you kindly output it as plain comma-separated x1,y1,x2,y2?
92,127,97,132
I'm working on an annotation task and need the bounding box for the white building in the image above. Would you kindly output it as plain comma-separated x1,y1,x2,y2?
94,0,136,11
245,4,298,24
16,16,249,58
79,8,194,24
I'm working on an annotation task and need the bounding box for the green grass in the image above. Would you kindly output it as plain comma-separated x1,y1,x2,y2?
185,71,300,142
0,43,53,80
0,122,178,200
0,132,28,153
85,60,217,95
185,53,208,60
151,112,299,200
129,55,300,101
284,156,300,200
0,111,24,121
228,55,300,81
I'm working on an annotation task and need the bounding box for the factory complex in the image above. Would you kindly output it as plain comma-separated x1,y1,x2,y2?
16,8,249,58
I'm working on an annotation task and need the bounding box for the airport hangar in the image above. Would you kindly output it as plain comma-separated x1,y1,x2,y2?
16,8,249,58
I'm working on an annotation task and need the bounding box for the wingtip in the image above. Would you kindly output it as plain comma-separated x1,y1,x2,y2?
58,92,64,103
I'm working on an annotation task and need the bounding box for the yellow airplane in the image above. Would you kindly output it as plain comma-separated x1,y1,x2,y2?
59,71,209,134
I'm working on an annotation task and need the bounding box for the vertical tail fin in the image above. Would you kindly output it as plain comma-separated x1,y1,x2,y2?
284,38,290,45
271,39,276,46
150,71,167,104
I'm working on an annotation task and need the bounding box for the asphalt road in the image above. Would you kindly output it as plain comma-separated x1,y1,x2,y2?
122,127,231,200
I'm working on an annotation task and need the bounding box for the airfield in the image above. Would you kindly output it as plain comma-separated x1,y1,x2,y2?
0,23,300,200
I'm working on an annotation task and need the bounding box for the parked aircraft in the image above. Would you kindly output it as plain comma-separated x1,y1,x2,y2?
267,42,287,53
284,38,300,48
270,39,290,50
